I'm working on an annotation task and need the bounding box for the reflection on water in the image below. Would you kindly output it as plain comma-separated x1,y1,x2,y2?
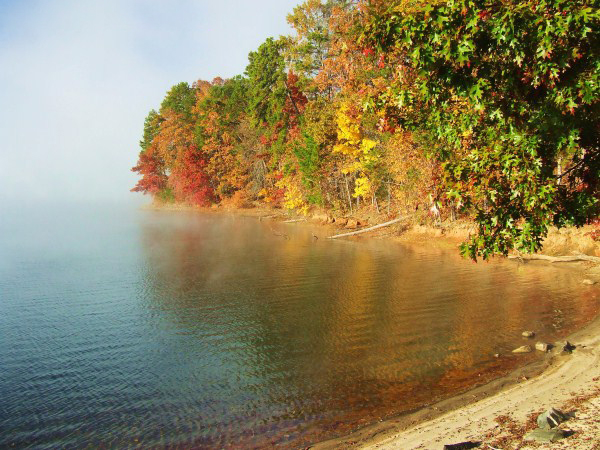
0,207,598,448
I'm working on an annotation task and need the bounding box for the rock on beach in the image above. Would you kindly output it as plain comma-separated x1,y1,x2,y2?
536,407,567,429
535,342,550,352
512,345,533,353
524,428,569,443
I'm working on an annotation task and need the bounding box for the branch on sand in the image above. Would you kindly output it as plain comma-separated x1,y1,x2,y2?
508,253,600,264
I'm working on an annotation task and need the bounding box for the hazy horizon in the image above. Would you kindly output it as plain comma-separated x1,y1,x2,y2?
0,0,300,205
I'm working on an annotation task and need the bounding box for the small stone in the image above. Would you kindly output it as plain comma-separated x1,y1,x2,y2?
443,442,481,450
522,330,536,338
524,428,568,443
537,408,567,429
494,353,500,358
512,345,533,353
561,341,576,354
582,279,597,285
535,342,550,352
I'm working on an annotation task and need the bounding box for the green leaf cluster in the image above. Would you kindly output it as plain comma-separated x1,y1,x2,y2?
361,0,600,258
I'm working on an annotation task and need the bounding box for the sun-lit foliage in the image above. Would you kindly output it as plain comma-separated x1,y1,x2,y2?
132,0,599,259
358,0,599,258
333,100,380,199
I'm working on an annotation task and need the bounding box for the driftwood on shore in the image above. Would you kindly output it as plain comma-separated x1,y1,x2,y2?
509,253,600,264
327,217,406,239
282,218,307,223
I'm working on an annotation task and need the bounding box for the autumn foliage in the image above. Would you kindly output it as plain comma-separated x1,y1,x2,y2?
132,0,599,259
169,145,213,206
131,148,167,195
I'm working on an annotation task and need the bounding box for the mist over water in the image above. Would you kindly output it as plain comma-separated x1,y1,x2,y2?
1,205,598,447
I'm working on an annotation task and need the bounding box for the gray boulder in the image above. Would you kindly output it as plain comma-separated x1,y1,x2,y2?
537,408,567,429
524,428,569,443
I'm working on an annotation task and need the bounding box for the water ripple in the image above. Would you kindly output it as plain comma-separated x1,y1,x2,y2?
1,209,597,448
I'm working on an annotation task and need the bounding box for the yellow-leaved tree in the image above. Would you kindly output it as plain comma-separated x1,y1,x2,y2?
333,100,380,201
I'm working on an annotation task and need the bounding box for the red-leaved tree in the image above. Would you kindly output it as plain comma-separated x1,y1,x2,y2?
284,70,308,136
131,146,168,195
169,145,214,206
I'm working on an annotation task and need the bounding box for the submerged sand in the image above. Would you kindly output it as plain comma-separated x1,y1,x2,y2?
145,202,600,448
266,209,600,448
311,217,600,449
315,307,600,449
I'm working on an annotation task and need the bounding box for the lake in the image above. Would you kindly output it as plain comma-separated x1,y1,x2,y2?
1,203,598,448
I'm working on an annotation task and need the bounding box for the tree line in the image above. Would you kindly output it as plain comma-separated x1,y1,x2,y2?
132,0,599,259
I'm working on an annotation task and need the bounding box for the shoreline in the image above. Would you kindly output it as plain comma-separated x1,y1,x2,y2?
141,201,600,256
143,202,600,448
315,311,600,449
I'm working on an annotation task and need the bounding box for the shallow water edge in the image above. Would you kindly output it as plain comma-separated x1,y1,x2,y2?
150,205,600,448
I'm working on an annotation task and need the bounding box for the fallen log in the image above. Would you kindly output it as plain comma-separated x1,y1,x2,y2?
282,218,307,223
508,253,600,264
327,217,406,239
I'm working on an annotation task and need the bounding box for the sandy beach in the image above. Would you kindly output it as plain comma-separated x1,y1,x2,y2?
312,257,600,449
315,298,600,449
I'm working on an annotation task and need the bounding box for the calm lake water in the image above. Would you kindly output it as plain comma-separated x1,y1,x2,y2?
1,203,598,448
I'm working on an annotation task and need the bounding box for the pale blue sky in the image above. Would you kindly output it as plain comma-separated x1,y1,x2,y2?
0,0,301,203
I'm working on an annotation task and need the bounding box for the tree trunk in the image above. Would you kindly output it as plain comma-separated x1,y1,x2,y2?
344,175,353,214
373,192,380,213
